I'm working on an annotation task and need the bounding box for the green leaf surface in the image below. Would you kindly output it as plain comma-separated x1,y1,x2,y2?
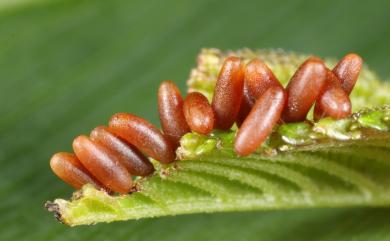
2,0,390,240
48,105,390,226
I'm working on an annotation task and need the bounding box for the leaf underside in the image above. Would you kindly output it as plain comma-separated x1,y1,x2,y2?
47,49,390,226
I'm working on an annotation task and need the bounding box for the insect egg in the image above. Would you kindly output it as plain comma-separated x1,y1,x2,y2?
50,152,102,190
235,86,287,156
90,126,154,176
314,70,352,120
236,59,284,126
158,80,190,148
282,57,327,122
313,53,362,120
245,58,283,100
183,92,215,135
212,56,245,130
73,136,133,194
332,53,363,94
109,113,176,164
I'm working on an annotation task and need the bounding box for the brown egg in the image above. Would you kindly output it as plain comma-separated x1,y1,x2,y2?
183,92,214,135
73,136,133,194
50,152,102,190
245,58,283,99
212,56,244,129
158,81,190,147
314,70,351,120
90,126,154,176
332,53,362,95
109,113,175,163
235,86,287,156
282,57,327,122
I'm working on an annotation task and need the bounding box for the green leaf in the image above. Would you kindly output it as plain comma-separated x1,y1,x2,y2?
49,125,390,225
46,48,390,225
3,0,390,240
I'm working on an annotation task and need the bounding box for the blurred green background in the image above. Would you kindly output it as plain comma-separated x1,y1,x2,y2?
1,0,390,240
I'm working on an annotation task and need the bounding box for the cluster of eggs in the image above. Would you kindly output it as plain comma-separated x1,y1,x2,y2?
50,53,362,194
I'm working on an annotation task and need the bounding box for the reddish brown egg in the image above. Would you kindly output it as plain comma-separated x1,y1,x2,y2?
332,53,362,94
183,92,215,135
245,58,283,99
236,83,254,127
73,136,133,194
50,152,102,190
211,56,244,129
235,86,287,156
109,113,175,163
90,126,154,176
282,57,327,122
236,59,284,127
314,70,352,120
158,81,190,147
